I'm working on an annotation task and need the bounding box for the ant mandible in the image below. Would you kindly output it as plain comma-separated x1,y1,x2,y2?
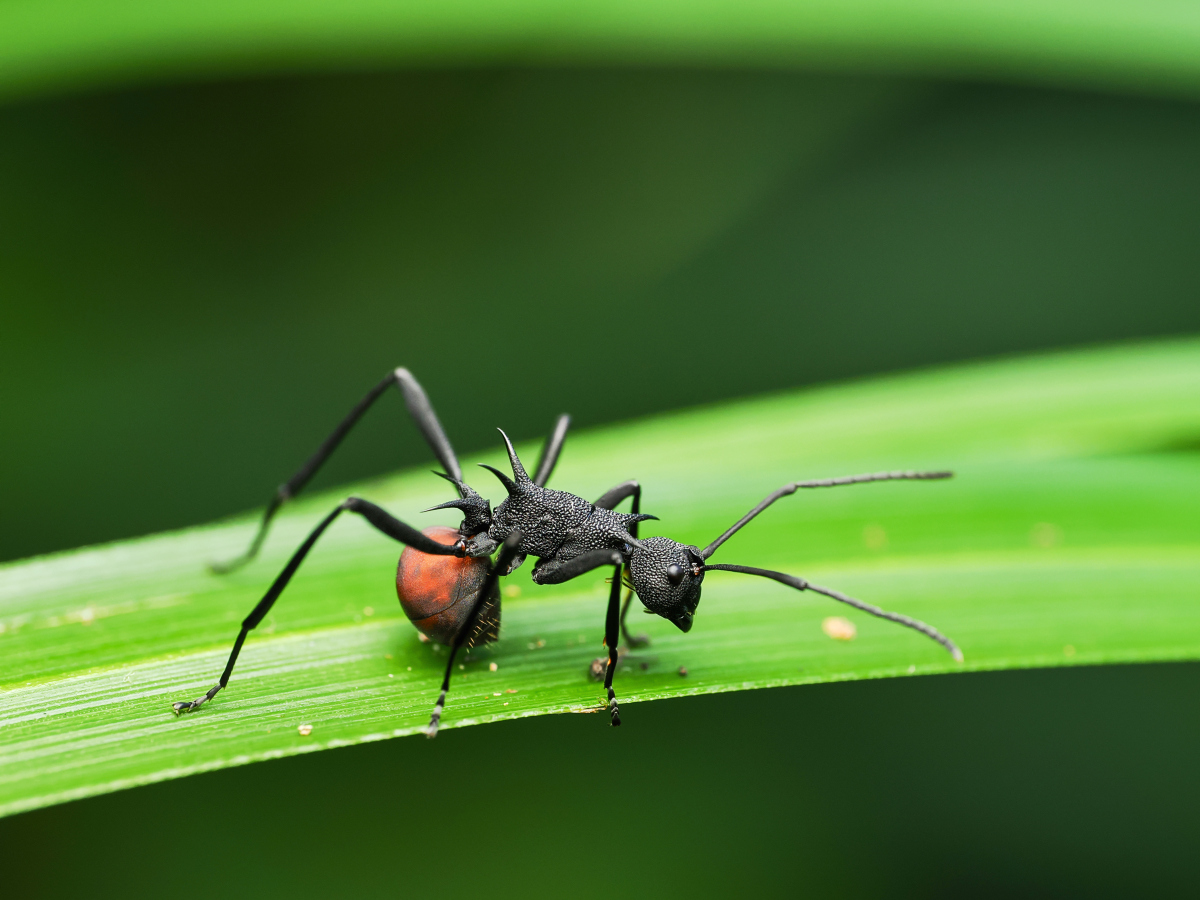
172,368,962,735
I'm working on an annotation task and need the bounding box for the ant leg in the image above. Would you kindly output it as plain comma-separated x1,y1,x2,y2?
618,589,648,649
426,532,525,737
701,470,953,559
593,479,639,513
173,497,456,714
529,549,625,585
532,414,571,487
595,480,650,648
603,563,623,726
704,563,963,661
212,368,462,573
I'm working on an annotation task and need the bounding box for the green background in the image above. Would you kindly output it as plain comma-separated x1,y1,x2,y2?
3,0,1200,895
4,69,1200,562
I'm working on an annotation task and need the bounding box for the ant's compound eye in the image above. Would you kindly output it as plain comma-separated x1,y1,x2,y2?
665,564,685,585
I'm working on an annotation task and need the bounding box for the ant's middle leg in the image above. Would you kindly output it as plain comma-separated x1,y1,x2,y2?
174,497,457,714
426,531,530,737
532,414,571,487
212,368,462,573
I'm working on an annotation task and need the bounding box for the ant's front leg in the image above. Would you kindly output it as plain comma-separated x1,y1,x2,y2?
594,479,650,650
529,550,628,725
601,562,623,726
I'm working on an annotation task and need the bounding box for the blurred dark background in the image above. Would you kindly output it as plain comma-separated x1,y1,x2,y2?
3,67,1200,562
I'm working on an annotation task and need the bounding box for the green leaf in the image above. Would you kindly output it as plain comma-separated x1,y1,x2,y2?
6,0,1200,102
2,336,1199,816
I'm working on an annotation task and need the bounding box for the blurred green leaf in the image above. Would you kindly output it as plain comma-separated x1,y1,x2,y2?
6,0,1200,101
2,337,1198,816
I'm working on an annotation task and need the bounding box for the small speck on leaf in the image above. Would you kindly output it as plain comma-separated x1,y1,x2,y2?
678,666,688,677
822,616,857,641
297,724,313,736
489,662,498,672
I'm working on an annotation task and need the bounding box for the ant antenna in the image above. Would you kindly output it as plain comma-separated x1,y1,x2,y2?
701,470,951,559
703,563,963,661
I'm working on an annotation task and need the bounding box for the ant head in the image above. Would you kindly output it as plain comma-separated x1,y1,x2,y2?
628,537,706,632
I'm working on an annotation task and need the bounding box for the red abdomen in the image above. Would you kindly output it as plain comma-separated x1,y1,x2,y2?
396,526,500,646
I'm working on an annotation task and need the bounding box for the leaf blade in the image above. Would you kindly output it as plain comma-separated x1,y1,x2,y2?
2,337,1199,816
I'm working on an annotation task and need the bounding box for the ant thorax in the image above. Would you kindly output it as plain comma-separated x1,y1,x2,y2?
471,430,648,582
488,483,647,586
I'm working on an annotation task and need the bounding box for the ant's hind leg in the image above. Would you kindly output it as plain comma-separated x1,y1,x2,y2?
211,368,463,573
174,498,457,713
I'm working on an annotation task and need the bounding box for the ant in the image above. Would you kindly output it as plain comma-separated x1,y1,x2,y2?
173,369,962,736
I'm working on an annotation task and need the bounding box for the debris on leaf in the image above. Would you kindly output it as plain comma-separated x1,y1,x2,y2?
678,666,688,677
297,724,313,736
489,662,498,672
822,616,857,641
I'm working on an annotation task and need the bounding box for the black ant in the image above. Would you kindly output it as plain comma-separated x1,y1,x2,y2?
172,369,962,735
